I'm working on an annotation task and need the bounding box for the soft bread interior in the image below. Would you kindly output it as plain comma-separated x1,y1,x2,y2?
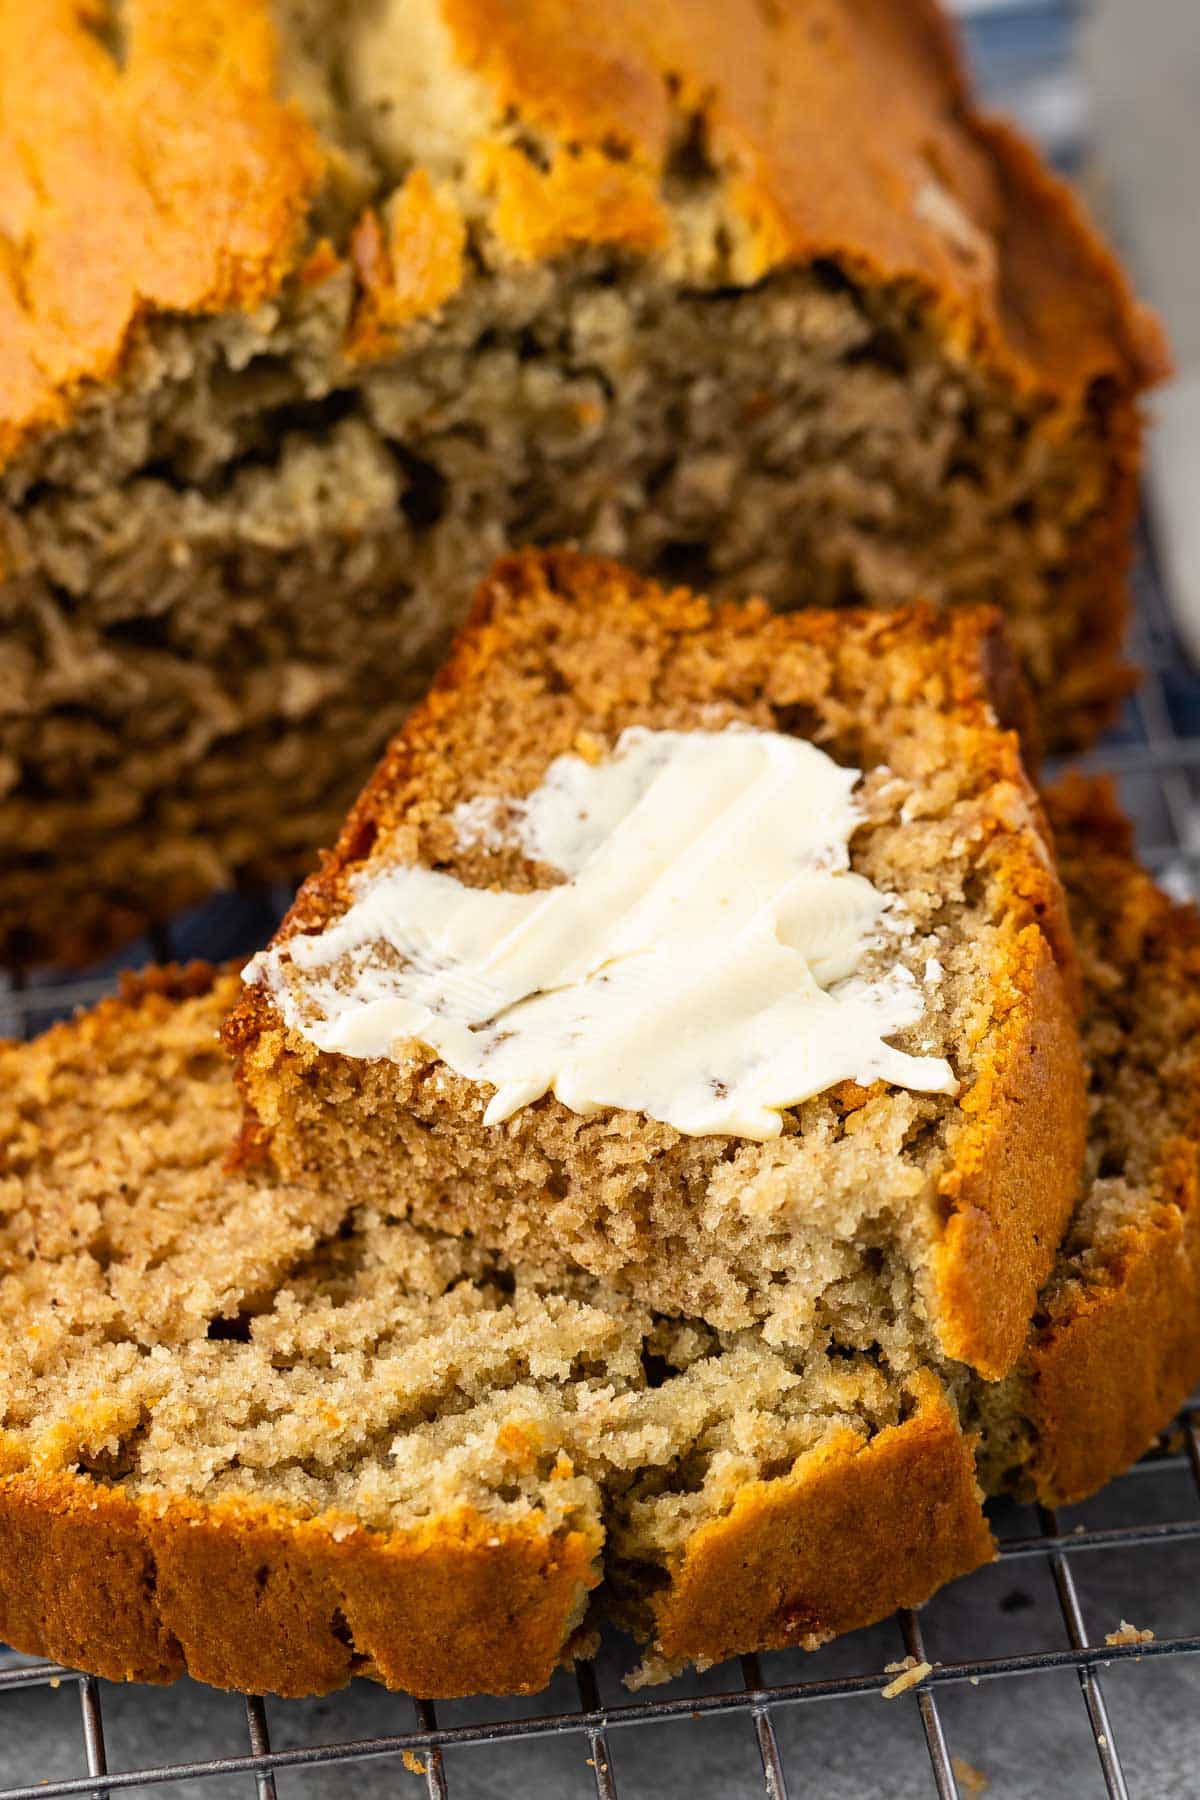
4,782,1196,1673
1,4,1129,964
0,972,913,1603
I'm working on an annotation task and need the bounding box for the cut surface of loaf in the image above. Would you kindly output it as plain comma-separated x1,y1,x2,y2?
230,551,1085,1383
0,0,1165,967
0,967,992,1695
2,786,1199,1695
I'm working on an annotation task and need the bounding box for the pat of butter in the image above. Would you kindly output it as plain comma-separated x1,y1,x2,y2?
247,728,955,1139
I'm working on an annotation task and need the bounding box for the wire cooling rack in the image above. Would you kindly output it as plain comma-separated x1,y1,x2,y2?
1,1406,1199,1800
4,5,1200,1796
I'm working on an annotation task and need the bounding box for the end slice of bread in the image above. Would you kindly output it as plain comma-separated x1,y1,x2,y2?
228,549,1085,1382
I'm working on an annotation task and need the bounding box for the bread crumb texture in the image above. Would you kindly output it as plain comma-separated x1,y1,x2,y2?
0,0,1167,965
1,967,990,1694
4,771,1200,1693
231,553,1085,1384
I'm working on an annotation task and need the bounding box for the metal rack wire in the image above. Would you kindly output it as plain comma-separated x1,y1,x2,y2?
4,4,1199,1794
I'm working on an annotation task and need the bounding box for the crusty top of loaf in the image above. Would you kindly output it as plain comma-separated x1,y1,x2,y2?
436,0,1165,395
0,0,321,460
0,0,1164,461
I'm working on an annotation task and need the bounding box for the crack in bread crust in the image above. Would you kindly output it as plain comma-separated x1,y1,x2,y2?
639,1373,993,1667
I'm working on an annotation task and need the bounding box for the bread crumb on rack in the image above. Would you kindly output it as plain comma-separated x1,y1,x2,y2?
881,1656,933,1699
1104,1621,1155,1647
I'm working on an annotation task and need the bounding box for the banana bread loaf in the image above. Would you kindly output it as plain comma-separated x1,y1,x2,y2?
0,0,1165,967
230,550,1085,1384
2,780,1197,1694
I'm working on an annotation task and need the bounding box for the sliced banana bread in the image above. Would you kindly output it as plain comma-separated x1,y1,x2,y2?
2,785,1199,1694
0,966,991,1696
229,551,1084,1383
0,0,1164,966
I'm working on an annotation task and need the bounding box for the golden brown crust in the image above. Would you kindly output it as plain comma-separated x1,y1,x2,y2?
0,0,1163,466
649,1371,994,1663
345,173,468,362
439,0,1166,403
475,140,669,264
0,0,321,459
1021,1147,1200,1507
0,1477,184,1685
934,928,1086,1379
1011,778,1200,1506
227,549,1085,1380
0,1472,600,1698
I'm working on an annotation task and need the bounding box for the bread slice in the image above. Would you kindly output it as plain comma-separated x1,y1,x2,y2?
0,966,991,1696
0,964,614,1695
0,0,1164,967
2,786,1198,1695
229,550,1084,1383
974,777,1200,1507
